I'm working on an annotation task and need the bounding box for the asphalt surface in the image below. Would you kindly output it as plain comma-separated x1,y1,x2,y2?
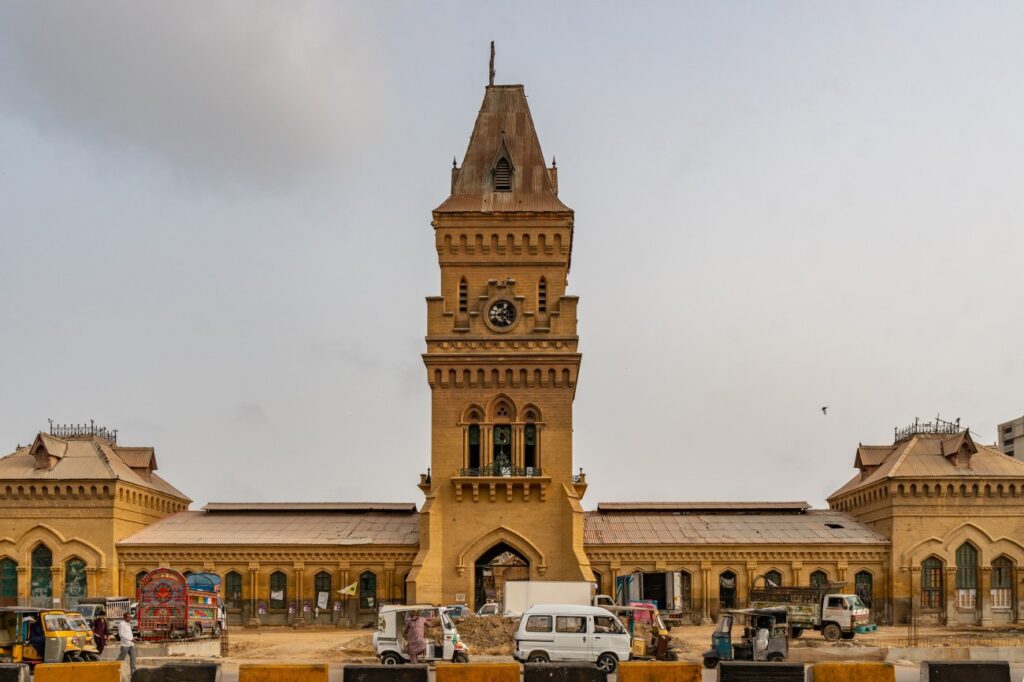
213,662,1024,682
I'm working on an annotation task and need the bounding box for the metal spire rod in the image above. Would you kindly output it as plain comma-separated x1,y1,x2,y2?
489,41,495,86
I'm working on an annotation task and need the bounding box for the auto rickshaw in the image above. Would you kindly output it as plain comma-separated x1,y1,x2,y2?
620,605,680,661
373,605,469,664
702,607,789,668
0,607,100,665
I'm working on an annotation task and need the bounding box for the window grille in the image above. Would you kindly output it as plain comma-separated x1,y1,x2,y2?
955,543,977,609
314,571,332,603
269,571,287,609
921,557,943,609
810,570,828,587
992,557,1013,609
225,571,242,609
494,158,512,191
855,571,873,609
31,545,52,604
680,572,693,611
0,558,17,606
359,572,376,610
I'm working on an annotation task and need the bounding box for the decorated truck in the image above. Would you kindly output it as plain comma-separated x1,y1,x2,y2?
747,574,874,641
136,568,221,640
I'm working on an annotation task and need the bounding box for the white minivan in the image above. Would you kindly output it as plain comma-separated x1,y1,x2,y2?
513,604,631,673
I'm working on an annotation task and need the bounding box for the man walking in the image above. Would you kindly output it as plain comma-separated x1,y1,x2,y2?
116,617,136,675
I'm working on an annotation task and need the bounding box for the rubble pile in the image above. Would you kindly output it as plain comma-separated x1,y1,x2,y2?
455,615,520,655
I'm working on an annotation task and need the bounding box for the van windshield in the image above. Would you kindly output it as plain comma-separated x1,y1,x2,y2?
844,596,866,610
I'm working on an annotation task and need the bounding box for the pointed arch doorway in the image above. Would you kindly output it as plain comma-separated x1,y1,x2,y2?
474,543,530,611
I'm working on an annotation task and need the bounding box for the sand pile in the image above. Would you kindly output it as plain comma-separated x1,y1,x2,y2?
455,615,520,655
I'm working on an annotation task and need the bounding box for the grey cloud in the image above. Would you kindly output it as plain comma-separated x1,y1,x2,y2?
0,1,393,187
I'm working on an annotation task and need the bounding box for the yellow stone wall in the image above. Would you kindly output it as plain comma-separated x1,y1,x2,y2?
0,478,186,603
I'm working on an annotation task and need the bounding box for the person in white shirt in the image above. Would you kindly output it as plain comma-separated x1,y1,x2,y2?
115,618,136,674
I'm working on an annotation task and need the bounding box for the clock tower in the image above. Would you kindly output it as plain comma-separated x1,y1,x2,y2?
406,79,593,607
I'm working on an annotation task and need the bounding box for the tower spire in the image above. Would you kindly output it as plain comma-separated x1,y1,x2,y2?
488,41,495,86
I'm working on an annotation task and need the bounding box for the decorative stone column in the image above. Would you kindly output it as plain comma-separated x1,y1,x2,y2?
50,566,63,608
745,562,759,609
944,566,957,626
16,566,28,606
247,565,260,628
294,566,305,624
791,562,803,586
980,566,993,626
1016,566,1024,624
700,561,713,625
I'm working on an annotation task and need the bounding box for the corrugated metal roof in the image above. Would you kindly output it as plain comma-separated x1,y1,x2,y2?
830,433,1024,500
0,435,189,501
583,510,888,546
119,510,420,546
114,447,156,470
435,85,571,215
201,502,416,513
596,501,810,513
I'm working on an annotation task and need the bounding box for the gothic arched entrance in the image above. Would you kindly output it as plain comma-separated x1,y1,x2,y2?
474,543,530,611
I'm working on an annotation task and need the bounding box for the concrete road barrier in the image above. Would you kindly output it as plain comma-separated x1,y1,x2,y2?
435,662,520,682
343,664,428,682
34,662,122,682
238,664,329,682
921,661,1010,682
0,663,29,682
132,662,221,682
810,661,894,682
524,662,608,682
719,661,805,681
616,661,701,682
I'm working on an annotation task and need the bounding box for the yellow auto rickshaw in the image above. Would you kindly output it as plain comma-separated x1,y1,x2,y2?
0,606,100,665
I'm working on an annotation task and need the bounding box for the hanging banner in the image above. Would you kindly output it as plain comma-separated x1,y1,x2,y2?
317,591,329,609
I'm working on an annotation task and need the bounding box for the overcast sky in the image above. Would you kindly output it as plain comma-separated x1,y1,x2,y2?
1,2,1021,509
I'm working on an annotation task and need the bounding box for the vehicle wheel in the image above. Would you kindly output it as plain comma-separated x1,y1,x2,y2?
703,656,719,669
596,653,618,673
192,623,202,639
380,652,402,665
527,652,549,663
453,652,469,663
768,652,785,662
213,623,222,637
790,627,803,639
664,650,679,661
822,622,842,642
841,631,855,640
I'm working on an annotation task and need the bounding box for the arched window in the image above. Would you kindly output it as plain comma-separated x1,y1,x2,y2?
468,424,481,470
855,570,873,609
459,278,468,313
679,571,693,612
524,424,537,471
992,557,1014,609
64,558,87,607
538,277,547,313
0,558,17,606
30,544,52,604
269,571,287,609
135,570,148,595
494,157,512,191
225,571,243,609
493,425,512,473
764,570,783,588
809,570,829,587
956,543,978,608
314,571,332,604
359,571,377,610
921,557,943,610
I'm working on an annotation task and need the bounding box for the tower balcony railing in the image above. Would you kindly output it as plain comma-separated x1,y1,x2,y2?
459,466,543,478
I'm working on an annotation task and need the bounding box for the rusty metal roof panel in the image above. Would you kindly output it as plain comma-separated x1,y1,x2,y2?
201,502,416,513
596,501,810,513
119,510,421,546
584,510,888,546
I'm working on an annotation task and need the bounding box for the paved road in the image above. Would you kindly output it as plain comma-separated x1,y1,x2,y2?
214,662,1024,681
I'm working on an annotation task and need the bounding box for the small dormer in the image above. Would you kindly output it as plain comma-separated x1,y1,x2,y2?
114,446,158,482
491,136,514,192
941,431,977,470
29,433,66,471
854,444,891,481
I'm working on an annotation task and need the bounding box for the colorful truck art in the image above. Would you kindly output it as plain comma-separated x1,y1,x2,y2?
136,568,222,640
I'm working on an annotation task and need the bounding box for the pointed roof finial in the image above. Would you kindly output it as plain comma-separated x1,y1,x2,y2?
489,41,495,86
552,156,557,168
452,156,457,169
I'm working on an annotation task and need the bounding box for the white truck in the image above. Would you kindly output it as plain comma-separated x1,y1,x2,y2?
503,581,594,616
748,576,875,641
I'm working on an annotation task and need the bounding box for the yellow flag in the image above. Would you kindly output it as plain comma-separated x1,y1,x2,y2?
338,581,358,596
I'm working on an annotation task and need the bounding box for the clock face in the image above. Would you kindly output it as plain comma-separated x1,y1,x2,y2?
488,300,517,328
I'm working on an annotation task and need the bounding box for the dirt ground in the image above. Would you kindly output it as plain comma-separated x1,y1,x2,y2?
220,620,1024,666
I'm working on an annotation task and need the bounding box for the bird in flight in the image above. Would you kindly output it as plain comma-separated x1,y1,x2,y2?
821,406,829,415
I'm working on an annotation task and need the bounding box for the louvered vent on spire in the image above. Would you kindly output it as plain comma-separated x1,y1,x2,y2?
494,157,512,191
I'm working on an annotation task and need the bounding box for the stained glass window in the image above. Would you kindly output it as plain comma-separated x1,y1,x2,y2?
921,557,943,609
64,558,87,606
31,545,52,604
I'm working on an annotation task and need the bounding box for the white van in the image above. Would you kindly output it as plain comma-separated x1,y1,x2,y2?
513,604,631,673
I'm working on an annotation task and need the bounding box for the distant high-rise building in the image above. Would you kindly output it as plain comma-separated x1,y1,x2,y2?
998,416,1024,457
